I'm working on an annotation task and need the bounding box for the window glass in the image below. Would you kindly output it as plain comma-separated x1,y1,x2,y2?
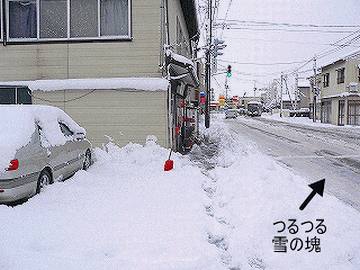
100,0,128,36
0,1,2,41
8,0,130,41
59,122,74,136
70,0,98,38
40,0,67,38
9,0,37,39
323,73,329,87
0,88,15,104
17,88,32,104
337,68,345,84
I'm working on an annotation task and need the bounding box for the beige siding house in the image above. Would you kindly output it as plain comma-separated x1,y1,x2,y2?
0,0,200,151
314,49,360,126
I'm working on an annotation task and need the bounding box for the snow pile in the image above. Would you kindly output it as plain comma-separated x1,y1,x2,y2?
262,112,360,130
0,139,222,270
0,105,85,171
0,113,359,269
194,116,360,270
0,78,170,92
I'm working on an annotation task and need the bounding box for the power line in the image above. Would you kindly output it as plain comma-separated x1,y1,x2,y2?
218,59,307,66
289,30,360,75
223,36,360,47
30,89,97,103
216,19,360,29
220,27,356,34
316,32,360,59
219,0,233,39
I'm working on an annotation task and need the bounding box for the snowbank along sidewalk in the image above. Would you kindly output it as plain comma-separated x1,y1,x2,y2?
190,114,360,270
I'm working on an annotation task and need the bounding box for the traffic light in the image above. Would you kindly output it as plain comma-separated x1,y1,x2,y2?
227,65,232,77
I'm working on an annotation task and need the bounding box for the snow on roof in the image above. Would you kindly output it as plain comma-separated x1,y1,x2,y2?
298,80,310,88
322,92,360,99
0,105,85,171
320,48,360,69
0,78,170,92
165,49,194,66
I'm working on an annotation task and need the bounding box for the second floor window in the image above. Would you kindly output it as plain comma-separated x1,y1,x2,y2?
337,68,345,84
7,0,131,41
323,73,330,87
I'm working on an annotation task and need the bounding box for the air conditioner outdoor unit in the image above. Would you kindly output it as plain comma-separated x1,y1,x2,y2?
348,82,358,93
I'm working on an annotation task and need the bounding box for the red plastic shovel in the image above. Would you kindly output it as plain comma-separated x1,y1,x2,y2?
164,148,173,171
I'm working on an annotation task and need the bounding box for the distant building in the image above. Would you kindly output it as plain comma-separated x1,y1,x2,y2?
312,49,360,126
261,80,310,112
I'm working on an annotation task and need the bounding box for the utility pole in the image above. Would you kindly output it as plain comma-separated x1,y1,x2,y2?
280,74,283,117
225,76,229,108
295,72,299,110
204,0,213,128
313,57,317,123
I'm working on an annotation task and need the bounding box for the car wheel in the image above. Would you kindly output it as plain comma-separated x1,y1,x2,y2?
36,170,52,194
83,150,92,171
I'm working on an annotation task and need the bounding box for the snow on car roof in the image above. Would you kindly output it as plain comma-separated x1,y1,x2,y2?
0,105,85,171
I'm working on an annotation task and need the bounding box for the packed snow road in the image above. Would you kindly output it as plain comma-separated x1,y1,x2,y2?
226,114,360,211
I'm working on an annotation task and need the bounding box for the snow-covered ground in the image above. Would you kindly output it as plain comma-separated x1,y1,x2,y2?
262,111,360,130
1,115,360,269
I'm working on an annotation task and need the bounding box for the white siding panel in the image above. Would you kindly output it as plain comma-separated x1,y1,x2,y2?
33,89,169,148
0,0,162,81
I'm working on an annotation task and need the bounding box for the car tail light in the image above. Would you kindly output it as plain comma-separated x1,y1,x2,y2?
7,159,19,171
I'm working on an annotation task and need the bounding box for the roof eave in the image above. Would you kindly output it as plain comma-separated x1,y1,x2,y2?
179,0,199,41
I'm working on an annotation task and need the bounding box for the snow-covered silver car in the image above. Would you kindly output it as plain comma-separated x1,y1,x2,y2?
0,105,92,203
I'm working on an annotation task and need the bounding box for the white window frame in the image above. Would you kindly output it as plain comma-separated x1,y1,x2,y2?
6,0,132,42
0,0,3,42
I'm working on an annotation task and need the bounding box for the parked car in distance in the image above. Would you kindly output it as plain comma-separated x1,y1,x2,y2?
225,109,237,119
0,105,92,203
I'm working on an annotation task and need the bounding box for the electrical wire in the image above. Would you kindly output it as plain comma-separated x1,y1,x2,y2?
29,89,97,103
218,59,308,66
289,30,360,75
222,36,360,47
216,19,360,29
219,0,233,39
221,27,356,34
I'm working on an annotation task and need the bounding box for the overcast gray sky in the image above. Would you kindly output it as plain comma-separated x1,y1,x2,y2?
208,0,360,97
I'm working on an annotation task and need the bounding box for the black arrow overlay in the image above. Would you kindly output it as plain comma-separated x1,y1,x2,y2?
299,179,325,211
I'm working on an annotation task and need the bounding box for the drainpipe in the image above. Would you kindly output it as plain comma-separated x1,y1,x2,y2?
280,74,283,117
164,0,173,148
164,0,170,46
313,57,317,122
